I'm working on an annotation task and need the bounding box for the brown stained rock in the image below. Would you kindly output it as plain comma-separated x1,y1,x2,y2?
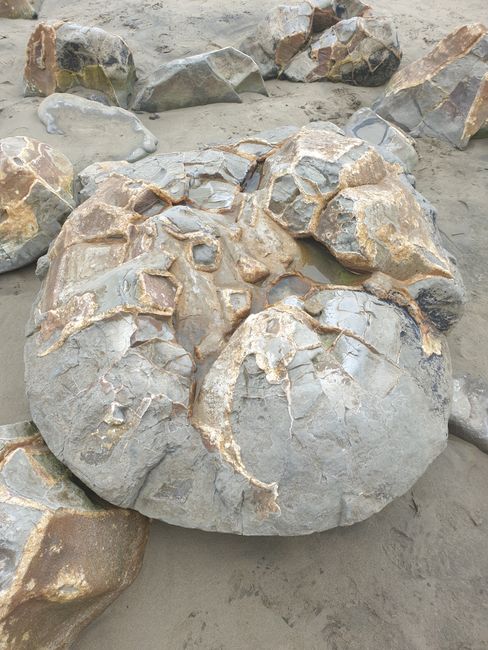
24,22,136,108
309,0,371,33
24,125,463,535
374,23,488,149
0,421,149,650
0,0,39,18
284,16,402,85
0,136,74,274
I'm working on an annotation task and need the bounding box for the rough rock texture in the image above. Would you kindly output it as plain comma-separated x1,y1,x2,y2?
284,16,402,86
238,1,399,85
0,136,74,274
0,421,149,650
38,93,158,164
0,0,39,18
24,22,136,108
133,47,267,113
374,23,488,149
345,107,418,172
449,375,488,453
25,124,458,536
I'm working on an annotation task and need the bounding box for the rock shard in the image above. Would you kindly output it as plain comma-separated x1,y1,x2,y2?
450,375,488,454
38,93,158,165
25,124,460,536
133,47,268,113
0,136,74,274
24,22,136,108
0,421,149,650
374,23,488,149
0,0,39,18
239,1,400,85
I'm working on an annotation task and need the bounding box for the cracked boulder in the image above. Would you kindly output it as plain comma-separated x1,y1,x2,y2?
0,136,74,274
284,16,401,85
0,421,148,649
0,0,39,18
25,125,458,535
133,47,268,113
38,94,158,166
449,375,488,454
374,23,488,149
24,22,136,108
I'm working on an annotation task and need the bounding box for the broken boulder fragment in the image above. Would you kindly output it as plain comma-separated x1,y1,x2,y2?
449,375,488,454
25,124,460,536
0,421,149,650
0,0,39,18
0,136,74,274
345,107,418,172
24,22,136,108
284,16,402,86
38,93,158,165
133,47,268,113
374,23,488,149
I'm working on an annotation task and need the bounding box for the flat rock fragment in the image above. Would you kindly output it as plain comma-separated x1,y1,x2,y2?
0,421,148,650
133,47,267,113
345,107,418,172
0,0,39,18
285,16,402,86
24,22,136,108
374,23,488,149
449,375,488,453
26,124,460,536
0,136,74,274
38,93,158,165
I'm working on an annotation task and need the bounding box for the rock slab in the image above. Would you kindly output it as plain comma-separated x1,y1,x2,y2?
133,47,267,113
0,136,74,274
450,375,488,453
0,421,149,650
24,22,136,108
38,93,158,165
374,23,488,149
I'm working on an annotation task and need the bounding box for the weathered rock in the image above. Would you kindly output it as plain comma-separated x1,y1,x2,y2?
133,47,267,113
284,16,402,86
374,23,488,149
0,421,149,649
25,125,458,536
24,22,136,108
38,93,158,165
0,0,39,18
449,375,488,453
0,137,74,274
309,0,371,33
345,107,418,172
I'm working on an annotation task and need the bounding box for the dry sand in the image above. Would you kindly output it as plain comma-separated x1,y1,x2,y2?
1,0,488,648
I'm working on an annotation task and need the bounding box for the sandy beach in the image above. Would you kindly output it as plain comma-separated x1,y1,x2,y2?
1,0,488,647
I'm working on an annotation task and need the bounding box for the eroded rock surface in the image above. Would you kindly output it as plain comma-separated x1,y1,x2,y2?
284,16,401,86
345,107,418,172
24,22,136,108
25,124,460,535
450,375,488,453
0,421,148,650
133,47,267,113
374,23,488,149
238,1,399,85
0,136,74,274
0,0,39,18
38,93,158,165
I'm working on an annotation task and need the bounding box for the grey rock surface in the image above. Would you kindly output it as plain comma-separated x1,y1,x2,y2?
133,47,267,113
38,93,158,165
0,136,74,274
0,421,149,649
450,375,488,453
345,107,418,172
374,23,488,149
26,125,457,536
